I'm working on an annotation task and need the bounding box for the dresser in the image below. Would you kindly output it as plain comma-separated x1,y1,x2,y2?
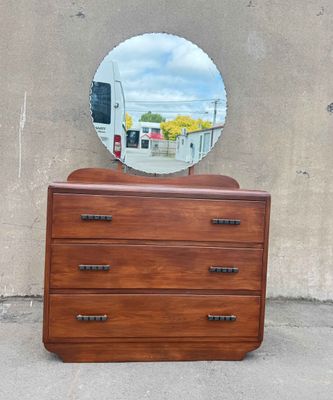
43,168,270,362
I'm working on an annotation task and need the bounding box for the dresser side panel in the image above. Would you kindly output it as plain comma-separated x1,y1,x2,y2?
259,195,271,341
42,187,54,343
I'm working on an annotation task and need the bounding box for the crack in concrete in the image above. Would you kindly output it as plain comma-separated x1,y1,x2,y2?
18,91,27,179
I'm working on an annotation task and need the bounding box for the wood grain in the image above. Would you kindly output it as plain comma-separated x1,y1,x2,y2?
67,168,240,189
43,169,270,362
48,294,260,339
50,182,269,202
44,341,262,362
258,195,271,341
50,244,263,290
42,187,53,343
52,194,266,243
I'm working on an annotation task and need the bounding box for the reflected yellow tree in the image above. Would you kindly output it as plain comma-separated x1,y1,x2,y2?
125,113,133,130
161,116,212,141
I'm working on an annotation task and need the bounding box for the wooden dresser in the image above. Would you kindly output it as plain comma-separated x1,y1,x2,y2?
43,168,270,362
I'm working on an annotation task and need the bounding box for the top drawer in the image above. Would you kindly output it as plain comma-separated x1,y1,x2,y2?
52,194,266,243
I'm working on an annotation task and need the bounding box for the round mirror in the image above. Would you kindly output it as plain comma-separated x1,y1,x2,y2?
90,33,227,174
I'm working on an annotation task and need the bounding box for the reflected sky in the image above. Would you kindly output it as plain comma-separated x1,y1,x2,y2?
96,33,227,125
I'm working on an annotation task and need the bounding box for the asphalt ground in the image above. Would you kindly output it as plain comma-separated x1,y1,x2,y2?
124,149,190,174
0,298,332,400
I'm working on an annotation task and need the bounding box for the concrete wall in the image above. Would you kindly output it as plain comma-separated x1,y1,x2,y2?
0,0,332,300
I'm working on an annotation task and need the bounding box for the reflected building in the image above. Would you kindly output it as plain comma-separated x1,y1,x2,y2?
176,125,223,164
127,122,162,151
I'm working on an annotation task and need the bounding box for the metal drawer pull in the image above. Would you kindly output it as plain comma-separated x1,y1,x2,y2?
209,267,239,273
81,214,112,221
76,314,108,321
79,265,110,271
211,218,240,225
207,315,237,321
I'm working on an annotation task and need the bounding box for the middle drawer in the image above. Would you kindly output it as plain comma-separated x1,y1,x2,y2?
50,244,263,290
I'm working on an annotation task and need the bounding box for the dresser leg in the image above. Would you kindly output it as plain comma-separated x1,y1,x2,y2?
44,341,262,363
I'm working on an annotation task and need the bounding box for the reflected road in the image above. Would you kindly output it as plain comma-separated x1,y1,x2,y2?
124,149,190,174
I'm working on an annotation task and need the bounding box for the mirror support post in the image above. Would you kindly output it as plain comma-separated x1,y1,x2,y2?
117,160,124,174
188,166,195,175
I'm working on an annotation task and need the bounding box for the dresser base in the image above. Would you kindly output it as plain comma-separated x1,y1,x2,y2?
44,341,262,363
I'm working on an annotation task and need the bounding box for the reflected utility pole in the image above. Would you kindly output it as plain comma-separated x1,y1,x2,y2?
211,99,221,127
210,99,220,147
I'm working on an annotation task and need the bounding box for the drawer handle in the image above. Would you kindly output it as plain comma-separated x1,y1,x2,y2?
211,218,240,225
207,315,237,321
79,265,110,271
76,314,108,321
209,266,239,273
81,214,112,221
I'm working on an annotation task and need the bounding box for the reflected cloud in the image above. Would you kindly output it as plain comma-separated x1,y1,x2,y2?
101,33,226,124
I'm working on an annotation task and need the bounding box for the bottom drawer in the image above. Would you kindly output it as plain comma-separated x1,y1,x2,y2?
48,294,260,339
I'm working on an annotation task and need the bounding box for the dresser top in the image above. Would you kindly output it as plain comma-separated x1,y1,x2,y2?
49,168,270,202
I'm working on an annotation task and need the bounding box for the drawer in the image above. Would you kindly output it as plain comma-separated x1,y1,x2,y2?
48,294,260,339
50,244,263,290
52,194,266,243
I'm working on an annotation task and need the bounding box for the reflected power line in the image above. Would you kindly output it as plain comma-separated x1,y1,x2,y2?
126,98,226,104
126,109,222,115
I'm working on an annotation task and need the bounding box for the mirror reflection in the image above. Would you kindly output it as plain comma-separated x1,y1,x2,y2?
90,33,227,174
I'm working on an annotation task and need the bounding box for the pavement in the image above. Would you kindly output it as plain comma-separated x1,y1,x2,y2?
0,298,332,400
124,149,190,174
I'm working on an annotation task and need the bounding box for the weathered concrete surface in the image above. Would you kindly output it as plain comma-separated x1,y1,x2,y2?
0,1,332,299
0,298,332,399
